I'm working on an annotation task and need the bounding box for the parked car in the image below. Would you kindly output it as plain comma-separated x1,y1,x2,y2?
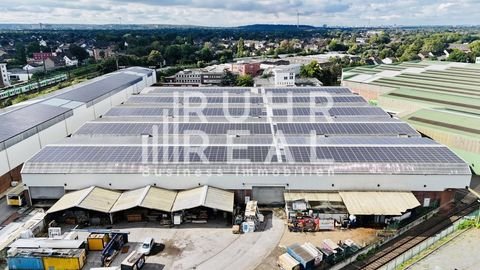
138,237,155,255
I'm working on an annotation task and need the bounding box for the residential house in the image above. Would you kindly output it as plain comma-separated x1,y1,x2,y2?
23,63,43,72
59,52,78,66
0,63,10,87
447,43,471,53
356,38,367,44
33,52,53,62
476,57,480,64
382,57,396,64
93,47,115,61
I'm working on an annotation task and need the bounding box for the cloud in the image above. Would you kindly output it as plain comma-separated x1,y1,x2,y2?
0,0,478,26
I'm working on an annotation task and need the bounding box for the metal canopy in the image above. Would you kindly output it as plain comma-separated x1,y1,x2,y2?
171,186,234,212
46,186,121,214
110,186,177,213
339,191,421,216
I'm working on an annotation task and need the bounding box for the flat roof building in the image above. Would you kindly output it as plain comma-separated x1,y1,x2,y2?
0,67,155,193
342,61,480,174
21,86,471,210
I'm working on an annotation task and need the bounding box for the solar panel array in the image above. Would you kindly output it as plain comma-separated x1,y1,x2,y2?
23,86,471,175
276,123,418,136
285,146,464,163
127,96,265,104
29,145,279,163
76,122,273,135
105,107,266,117
271,107,388,116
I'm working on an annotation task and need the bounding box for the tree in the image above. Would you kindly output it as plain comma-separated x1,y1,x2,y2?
347,43,359,55
422,38,445,54
300,60,321,78
369,32,391,45
97,58,117,74
236,74,254,86
236,38,244,58
69,44,89,62
26,41,40,57
328,39,347,51
220,69,237,86
470,40,480,57
15,42,27,64
198,47,213,62
447,49,469,62
379,48,394,59
147,50,163,66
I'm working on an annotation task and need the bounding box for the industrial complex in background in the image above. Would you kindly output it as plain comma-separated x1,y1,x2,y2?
342,61,480,174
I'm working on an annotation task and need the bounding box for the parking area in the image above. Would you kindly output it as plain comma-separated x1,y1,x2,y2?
81,211,284,270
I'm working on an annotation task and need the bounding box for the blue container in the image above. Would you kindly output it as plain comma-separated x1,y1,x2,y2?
287,244,315,270
7,256,44,270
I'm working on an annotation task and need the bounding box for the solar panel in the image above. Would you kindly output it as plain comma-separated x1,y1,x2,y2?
0,103,72,144
75,122,273,135
282,136,438,146
276,123,418,136
127,96,264,104
266,87,352,94
105,107,266,117
285,146,465,163
270,95,366,104
272,107,388,116
149,87,251,94
57,73,142,103
28,145,279,163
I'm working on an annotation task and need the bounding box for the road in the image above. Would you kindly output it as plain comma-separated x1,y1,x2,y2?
0,197,18,225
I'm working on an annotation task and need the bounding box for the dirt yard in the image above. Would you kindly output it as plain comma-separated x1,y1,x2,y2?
255,209,380,270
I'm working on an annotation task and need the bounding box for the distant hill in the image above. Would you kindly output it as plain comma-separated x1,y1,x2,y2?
236,24,317,31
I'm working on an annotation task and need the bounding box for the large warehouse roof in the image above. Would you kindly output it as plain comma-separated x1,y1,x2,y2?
0,68,151,149
22,86,470,176
342,61,480,174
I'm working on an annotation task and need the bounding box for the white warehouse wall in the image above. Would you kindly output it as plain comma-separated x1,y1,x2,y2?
22,173,471,199
38,121,69,147
6,135,41,168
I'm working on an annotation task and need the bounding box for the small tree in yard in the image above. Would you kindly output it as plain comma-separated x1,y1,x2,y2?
220,69,237,86
236,75,254,87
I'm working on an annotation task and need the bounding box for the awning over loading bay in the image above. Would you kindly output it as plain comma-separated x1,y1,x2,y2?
284,191,420,216
338,191,421,216
171,186,234,213
46,185,234,215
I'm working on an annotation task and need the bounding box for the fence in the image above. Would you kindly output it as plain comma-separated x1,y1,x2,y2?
379,209,479,270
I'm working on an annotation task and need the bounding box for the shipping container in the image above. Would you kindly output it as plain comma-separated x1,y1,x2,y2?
41,249,86,270
7,256,44,270
287,243,316,270
88,233,110,251
277,253,300,270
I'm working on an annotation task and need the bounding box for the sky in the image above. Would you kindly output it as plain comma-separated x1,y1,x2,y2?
0,0,479,27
